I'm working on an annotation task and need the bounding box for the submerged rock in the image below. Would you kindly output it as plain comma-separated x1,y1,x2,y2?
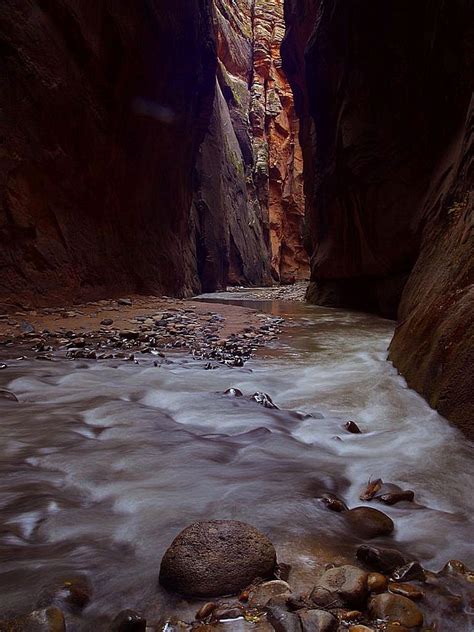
36,577,92,612
357,545,408,573
0,390,18,402
247,580,292,608
344,421,362,434
320,493,348,513
299,609,338,632
392,562,426,583
359,479,383,501
0,607,65,631
345,507,394,538
251,392,279,409
369,593,423,628
110,610,146,631
159,520,276,597
377,491,415,505
266,604,301,632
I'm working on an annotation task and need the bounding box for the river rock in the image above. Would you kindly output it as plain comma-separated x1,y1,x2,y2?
266,605,302,632
310,565,368,608
345,507,394,538
388,582,423,600
224,388,243,397
357,545,408,573
320,493,348,512
0,607,65,631
248,580,292,608
159,520,276,597
377,491,414,505
251,392,279,409
367,572,388,593
101,319,114,326
349,627,375,632
0,390,18,402
36,577,92,612
344,421,362,434
299,609,338,632
392,562,426,582
110,610,146,631
369,593,423,628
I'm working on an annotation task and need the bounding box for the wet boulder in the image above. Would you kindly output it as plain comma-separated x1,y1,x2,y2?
110,610,146,631
251,392,279,409
369,593,423,628
159,520,276,597
357,545,408,573
367,572,388,594
299,609,338,631
0,607,65,631
310,565,368,609
345,507,394,538
266,605,302,632
247,580,292,608
392,562,426,582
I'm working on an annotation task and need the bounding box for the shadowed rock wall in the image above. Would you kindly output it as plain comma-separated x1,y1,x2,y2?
0,1,217,305
283,0,473,434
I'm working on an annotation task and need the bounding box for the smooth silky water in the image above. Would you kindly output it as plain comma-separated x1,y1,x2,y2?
0,297,473,629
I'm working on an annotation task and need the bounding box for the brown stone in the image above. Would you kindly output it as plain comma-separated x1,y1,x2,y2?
311,565,368,609
36,577,92,612
367,573,388,594
356,545,408,573
299,609,338,632
388,582,423,600
0,607,65,631
159,520,276,597
345,507,394,538
247,580,292,608
369,593,423,628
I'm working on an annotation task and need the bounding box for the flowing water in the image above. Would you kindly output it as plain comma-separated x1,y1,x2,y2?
0,296,473,629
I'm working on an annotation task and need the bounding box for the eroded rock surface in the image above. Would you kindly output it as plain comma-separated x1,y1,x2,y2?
282,0,473,435
159,520,276,597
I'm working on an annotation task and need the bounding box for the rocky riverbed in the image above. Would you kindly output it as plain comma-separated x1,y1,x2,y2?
0,294,284,369
0,292,473,631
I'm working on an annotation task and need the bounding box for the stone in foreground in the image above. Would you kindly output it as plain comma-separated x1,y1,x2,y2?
369,593,423,628
159,520,276,597
0,607,65,631
345,507,394,538
311,565,368,608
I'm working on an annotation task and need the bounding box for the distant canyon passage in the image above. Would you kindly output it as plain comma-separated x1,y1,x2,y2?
0,0,473,434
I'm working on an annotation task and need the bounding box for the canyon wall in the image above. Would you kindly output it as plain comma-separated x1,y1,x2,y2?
194,0,309,289
0,1,217,304
283,0,473,434
0,0,308,304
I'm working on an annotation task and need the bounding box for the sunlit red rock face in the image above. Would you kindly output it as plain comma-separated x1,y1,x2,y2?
283,0,473,435
197,0,308,290
251,0,309,283
0,1,217,305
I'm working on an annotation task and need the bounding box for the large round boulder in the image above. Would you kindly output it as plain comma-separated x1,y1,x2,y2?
345,507,394,538
159,520,276,597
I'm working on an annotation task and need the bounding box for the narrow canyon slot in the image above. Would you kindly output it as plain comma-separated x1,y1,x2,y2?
0,1,472,632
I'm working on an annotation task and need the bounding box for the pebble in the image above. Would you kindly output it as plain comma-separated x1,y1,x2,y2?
110,609,146,631
357,545,408,573
367,572,388,593
369,593,423,628
310,565,368,608
392,562,426,583
377,490,415,505
0,389,18,402
299,609,338,631
344,421,362,433
118,298,132,306
320,492,348,512
359,479,383,501
388,581,423,600
266,604,302,632
196,603,218,620
247,580,292,608
251,392,279,408
101,319,114,326
0,363,7,369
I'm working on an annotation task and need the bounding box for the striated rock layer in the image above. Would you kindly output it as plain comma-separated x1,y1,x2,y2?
0,1,217,304
283,0,473,435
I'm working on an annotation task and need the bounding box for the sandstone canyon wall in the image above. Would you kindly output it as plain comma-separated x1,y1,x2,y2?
283,0,473,434
0,1,217,304
0,0,308,304
194,0,309,290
